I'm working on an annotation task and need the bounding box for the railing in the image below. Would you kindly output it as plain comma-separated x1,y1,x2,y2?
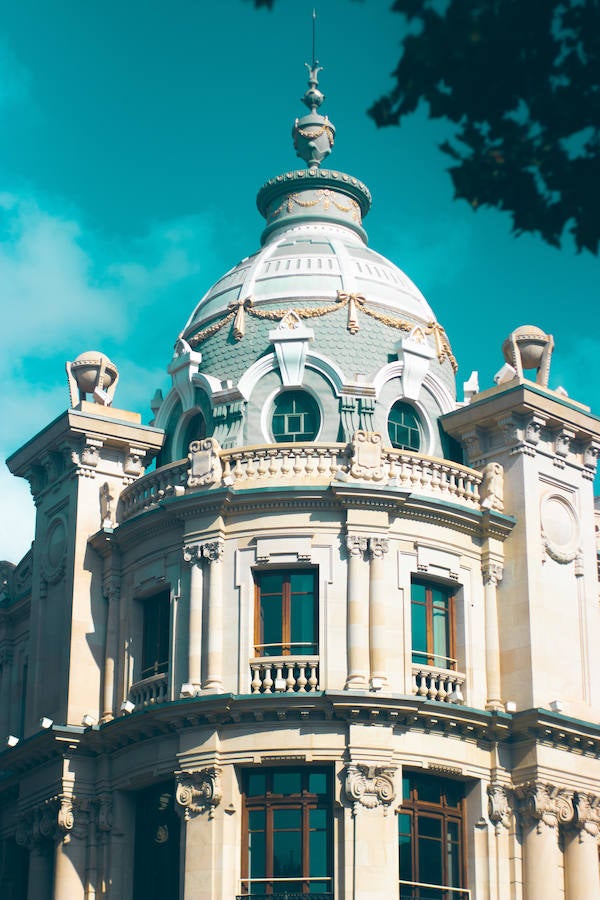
249,657,320,693
400,880,471,899
411,664,465,704
119,443,483,522
128,672,168,709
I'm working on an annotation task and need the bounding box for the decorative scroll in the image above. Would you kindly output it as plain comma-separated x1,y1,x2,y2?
344,764,396,815
176,767,222,820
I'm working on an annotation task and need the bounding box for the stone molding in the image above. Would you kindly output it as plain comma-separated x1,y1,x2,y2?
343,764,396,815
175,767,222,820
488,782,513,833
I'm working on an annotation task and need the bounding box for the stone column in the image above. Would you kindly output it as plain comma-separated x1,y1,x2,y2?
52,798,87,900
368,536,389,691
183,544,204,692
564,793,600,900
344,535,369,690
517,783,572,900
482,560,503,710
202,540,225,693
343,763,398,899
101,585,119,722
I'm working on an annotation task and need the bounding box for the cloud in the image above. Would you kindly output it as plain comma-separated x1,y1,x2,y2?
1,190,220,563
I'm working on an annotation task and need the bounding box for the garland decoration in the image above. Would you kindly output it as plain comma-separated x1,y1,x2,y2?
187,291,457,371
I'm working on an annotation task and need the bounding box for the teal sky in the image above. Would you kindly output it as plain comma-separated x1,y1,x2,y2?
2,0,598,562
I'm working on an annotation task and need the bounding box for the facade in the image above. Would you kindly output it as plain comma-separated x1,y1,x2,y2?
1,62,600,900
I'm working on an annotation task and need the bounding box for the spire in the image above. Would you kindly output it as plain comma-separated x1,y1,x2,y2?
292,10,335,168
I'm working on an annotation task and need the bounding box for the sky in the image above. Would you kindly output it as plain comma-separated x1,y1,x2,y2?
1,0,598,563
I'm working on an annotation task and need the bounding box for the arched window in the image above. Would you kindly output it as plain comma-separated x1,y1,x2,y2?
272,390,320,443
182,411,207,452
388,401,421,451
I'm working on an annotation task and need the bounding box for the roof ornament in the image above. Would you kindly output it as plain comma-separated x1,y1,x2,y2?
293,10,335,168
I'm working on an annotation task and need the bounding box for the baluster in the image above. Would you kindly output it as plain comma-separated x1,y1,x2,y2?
262,664,273,694
250,664,261,694
296,664,308,692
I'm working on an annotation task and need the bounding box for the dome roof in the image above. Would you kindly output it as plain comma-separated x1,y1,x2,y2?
183,220,436,338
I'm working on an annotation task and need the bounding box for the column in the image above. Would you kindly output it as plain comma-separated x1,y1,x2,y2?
343,763,398,899
482,560,503,710
53,798,87,900
202,540,225,693
517,783,570,900
564,793,600,900
182,544,204,692
368,536,389,690
101,585,119,722
344,535,369,690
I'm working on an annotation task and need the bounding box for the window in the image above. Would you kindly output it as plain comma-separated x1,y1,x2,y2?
254,571,318,657
240,767,332,898
411,581,455,670
141,590,170,679
399,773,466,900
133,781,180,900
388,402,421,451
272,391,320,443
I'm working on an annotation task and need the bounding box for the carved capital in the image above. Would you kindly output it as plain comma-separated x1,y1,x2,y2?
368,536,389,560
346,534,368,558
343,764,396,815
175,767,222,820
202,539,224,564
488,783,512,833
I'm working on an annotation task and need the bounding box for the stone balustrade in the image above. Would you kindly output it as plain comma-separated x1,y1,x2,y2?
411,664,466,704
129,672,169,709
119,442,483,522
249,657,320,694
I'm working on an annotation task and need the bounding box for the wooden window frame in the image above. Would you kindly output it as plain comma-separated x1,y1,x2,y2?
411,580,456,671
399,773,467,899
240,767,332,897
254,570,318,658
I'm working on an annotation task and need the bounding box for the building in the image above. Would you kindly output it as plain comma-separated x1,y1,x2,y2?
1,58,600,900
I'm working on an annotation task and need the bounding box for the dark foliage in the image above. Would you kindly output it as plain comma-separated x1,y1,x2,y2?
371,0,600,253
252,0,600,253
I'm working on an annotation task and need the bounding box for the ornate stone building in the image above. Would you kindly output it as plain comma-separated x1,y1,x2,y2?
1,62,600,900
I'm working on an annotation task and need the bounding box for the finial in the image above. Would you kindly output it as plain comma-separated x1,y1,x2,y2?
293,9,335,168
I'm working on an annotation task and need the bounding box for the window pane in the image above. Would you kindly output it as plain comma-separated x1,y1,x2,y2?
272,770,302,795
308,771,327,795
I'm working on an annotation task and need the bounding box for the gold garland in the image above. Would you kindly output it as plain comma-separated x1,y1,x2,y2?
187,291,457,371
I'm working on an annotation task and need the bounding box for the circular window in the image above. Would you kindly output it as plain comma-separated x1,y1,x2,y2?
387,401,421,451
272,390,320,443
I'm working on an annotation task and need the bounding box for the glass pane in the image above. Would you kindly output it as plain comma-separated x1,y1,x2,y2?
246,772,266,797
308,771,327,795
411,600,427,663
272,770,302,795
309,809,327,877
290,594,316,653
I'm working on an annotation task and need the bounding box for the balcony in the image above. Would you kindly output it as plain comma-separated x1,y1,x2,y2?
119,442,483,523
411,664,465,704
250,656,320,694
128,672,168,710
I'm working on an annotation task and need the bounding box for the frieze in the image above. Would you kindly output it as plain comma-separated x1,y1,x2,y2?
343,764,396,815
175,767,222,820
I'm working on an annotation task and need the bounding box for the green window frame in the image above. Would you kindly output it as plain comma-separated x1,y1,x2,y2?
388,401,421,451
254,571,318,658
272,391,320,443
399,772,467,900
240,767,333,898
411,581,456,670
